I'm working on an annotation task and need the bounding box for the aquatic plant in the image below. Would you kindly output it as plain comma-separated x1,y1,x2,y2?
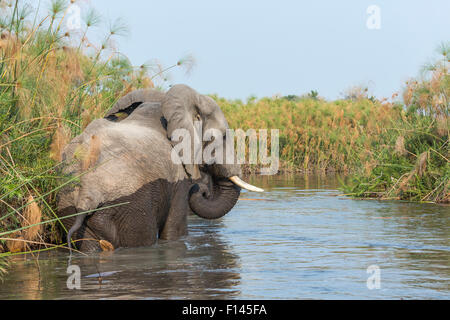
343,43,449,203
0,0,192,256
218,93,403,173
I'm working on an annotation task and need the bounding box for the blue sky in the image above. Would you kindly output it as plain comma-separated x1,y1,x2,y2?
88,0,449,100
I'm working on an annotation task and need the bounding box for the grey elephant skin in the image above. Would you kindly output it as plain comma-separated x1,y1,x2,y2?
57,84,258,252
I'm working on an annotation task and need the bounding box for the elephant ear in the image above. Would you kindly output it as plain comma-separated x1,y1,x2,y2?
162,84,202,180
105,89,165,121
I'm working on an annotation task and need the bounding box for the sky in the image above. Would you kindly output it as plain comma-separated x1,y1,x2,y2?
85,0,449,100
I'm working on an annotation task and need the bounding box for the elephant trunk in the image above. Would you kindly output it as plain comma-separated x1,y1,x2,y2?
189,179,241,219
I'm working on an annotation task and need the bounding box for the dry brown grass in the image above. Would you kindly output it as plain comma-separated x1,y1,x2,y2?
82,134,101,171
6,195,42,253
49,124,71,162
99,239,114,251
219,96,401,172
394,136,407,156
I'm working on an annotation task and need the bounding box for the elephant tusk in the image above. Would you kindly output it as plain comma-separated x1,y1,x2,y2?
229,176,264,192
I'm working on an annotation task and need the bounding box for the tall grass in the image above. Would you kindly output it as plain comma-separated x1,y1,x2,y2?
343,43,449,203
217,43,449,203
218,93,403,173
0,0,191,261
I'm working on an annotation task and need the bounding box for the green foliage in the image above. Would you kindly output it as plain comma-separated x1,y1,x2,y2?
0,0,188,255
219,95,402,173
343,44,449,203
343,114,448,203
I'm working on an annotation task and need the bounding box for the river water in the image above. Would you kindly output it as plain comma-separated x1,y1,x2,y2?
0,175,449,299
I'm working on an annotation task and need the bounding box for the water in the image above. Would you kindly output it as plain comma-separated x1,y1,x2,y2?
1,175,449,299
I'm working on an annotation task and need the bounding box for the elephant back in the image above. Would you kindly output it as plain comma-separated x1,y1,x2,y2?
105,89,165,120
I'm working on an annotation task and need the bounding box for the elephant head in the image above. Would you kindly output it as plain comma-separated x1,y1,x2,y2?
101,84,263,221
161,84,263,219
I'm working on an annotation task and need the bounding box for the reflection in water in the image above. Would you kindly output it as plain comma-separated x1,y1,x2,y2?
0,175,449,299
69,220,241,300
2,220,241,300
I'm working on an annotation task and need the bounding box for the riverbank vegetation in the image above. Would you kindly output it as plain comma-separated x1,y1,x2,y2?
343,45,449,204
0,0,448,266
218,44,448,204
0,0,191,257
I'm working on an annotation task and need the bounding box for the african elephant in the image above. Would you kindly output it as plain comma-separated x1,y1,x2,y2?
57,84,263,252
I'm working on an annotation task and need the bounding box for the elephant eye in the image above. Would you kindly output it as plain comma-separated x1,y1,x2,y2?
195,114,201,121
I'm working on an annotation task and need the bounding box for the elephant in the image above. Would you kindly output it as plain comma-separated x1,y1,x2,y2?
57,84,263,252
